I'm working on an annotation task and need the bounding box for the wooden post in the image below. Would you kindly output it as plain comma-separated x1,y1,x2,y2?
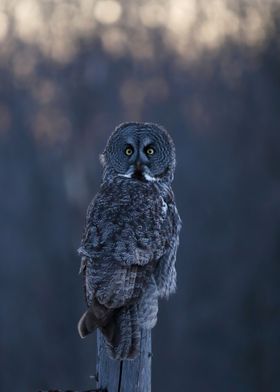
96,329,152,392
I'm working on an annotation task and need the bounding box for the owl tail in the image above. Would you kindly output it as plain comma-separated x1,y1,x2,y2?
78,297,113,338
102,304,140,360
78,302,140,360
78,309,97,338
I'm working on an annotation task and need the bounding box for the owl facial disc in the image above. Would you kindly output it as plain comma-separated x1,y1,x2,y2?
104,122,176,184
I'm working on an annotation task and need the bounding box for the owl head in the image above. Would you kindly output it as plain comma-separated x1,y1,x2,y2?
100,122,176,184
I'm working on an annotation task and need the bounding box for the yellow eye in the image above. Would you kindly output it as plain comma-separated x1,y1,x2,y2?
125,146,133,156
146,147,154,155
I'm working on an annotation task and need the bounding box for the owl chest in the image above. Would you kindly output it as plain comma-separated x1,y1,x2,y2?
118,188,167,224
91,184,172,259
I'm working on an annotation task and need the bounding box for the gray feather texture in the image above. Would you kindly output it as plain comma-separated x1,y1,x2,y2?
78,122,181,360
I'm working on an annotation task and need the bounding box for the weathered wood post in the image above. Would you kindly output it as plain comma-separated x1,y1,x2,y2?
96,329,152,392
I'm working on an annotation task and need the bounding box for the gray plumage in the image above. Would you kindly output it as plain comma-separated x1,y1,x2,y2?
78,122,181,360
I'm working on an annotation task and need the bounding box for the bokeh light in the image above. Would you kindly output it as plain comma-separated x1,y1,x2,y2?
0,0,275,65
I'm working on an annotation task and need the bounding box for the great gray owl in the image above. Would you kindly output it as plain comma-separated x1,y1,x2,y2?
77,122,181,360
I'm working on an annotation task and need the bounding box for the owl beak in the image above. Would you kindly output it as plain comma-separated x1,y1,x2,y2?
132,161,145,180
135,161,142,171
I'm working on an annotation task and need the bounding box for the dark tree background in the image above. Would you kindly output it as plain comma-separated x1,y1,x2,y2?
1,1,280,391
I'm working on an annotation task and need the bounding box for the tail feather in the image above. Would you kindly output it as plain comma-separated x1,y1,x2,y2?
78,301,141,359
78,309,97,338
103,305,140,360
78,297,113,338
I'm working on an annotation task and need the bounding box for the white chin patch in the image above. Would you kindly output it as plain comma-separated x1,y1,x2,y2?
143,173,158,182
118,172,158,182
118,173,132,179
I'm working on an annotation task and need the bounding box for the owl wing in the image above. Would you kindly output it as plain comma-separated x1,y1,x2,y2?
78,180,180,359
78,181,165,335
154,192,182,298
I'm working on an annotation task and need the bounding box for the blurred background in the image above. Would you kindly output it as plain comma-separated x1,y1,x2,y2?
0,0,280,391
